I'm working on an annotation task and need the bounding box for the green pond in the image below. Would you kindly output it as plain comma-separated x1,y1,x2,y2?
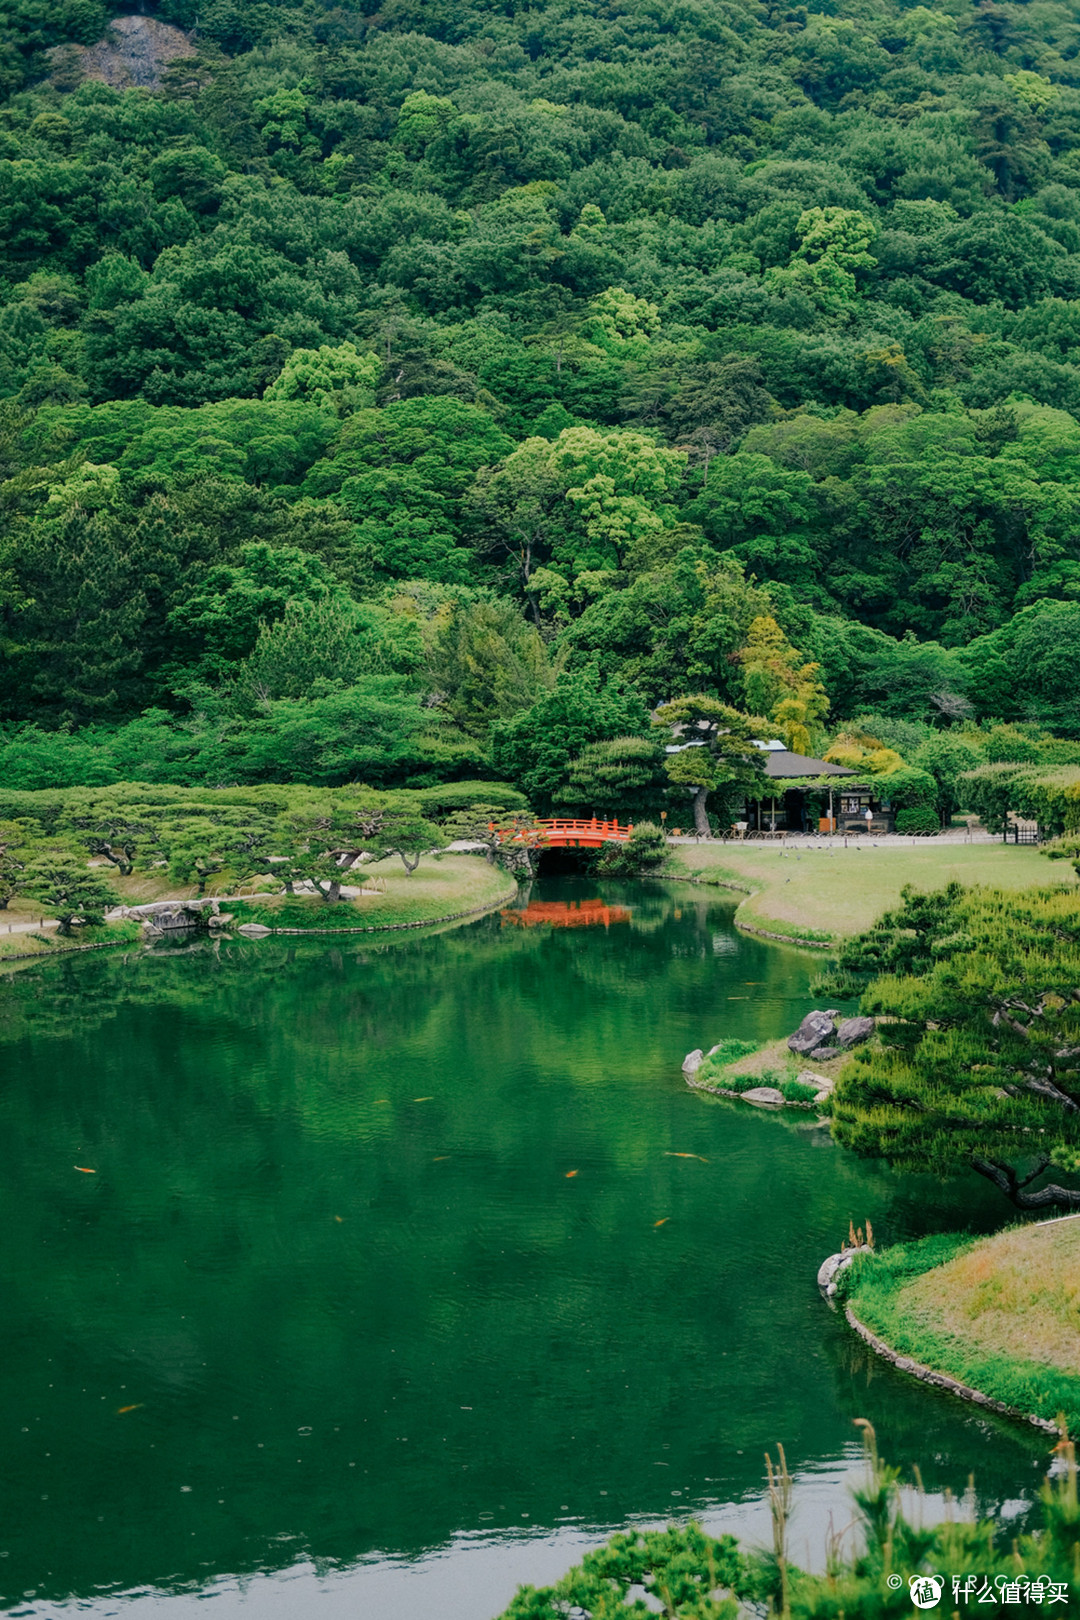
0,878,1051,1619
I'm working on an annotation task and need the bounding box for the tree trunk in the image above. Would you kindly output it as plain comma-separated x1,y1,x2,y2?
692,787,710,838
972,1156,1080,1208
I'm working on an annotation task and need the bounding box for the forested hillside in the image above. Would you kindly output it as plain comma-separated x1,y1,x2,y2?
3,0,1080,796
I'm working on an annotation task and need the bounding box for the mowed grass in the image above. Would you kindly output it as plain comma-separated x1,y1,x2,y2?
227,854,515,930
0,855,515,958
904,1219,1080,1376
677,841,1072,942
843,1222,1080,1431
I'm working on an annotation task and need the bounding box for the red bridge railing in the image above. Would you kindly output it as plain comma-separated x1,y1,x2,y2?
489,818,633,847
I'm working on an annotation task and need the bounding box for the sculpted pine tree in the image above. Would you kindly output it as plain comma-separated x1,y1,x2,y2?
555,735,667,819
23,858,120,936
440,805,544,870
832,883,1080,1209
0,821,30,909
63,801,152,877
653,697,765,837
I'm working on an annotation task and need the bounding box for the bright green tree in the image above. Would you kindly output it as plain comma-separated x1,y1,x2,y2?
264,341,379,414
490,666,650,811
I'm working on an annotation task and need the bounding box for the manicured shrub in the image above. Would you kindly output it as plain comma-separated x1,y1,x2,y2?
895,805,939,835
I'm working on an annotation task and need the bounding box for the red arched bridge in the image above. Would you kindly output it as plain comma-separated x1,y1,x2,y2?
490,817,633,849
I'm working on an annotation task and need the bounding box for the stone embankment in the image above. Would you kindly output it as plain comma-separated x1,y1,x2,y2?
817,1245,1061,1435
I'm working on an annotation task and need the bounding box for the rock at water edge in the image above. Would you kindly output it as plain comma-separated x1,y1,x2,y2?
817,1245,872,1297
739,1085,785,1107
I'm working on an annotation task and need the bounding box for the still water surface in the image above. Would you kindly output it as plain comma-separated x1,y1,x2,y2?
0,879,1050,1618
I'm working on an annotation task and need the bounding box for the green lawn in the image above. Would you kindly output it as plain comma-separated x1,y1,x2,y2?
224,854,516,932
677,841,1073,943
0,856,515,961
842,1220,1080,1432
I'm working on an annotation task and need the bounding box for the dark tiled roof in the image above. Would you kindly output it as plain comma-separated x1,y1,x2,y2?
761,751,855,778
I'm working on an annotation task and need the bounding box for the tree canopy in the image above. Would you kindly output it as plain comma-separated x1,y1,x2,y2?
832,882,1080,1209
4,0,1080,795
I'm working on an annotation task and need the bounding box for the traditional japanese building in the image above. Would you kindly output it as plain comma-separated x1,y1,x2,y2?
741,742,898,835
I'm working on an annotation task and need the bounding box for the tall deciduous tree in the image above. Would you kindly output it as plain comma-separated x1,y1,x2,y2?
737,614,830,755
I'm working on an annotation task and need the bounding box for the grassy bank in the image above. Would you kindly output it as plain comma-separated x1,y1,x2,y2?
0,856,515,961
0,917,143,964
677,841,1069,943
691,1035,848,1104
840,1221,1080,1432
223,854,516,932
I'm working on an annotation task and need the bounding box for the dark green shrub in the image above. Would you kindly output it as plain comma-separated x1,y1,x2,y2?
895,805,939,835
596,821,669,875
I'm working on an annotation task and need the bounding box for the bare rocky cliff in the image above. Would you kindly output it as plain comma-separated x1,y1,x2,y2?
50,15,196,91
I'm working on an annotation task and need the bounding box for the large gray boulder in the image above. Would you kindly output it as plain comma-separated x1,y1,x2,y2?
138,902,204,933
739,1085,785,1107
788,1010,837,1055
682,1048,704,1076
836,1015,875,1048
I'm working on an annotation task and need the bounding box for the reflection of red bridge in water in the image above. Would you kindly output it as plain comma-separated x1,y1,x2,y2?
491,817,633,848
501,898,632,929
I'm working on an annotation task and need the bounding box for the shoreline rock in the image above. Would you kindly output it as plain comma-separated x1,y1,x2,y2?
817,1246,871,1297
738,1085,785,1108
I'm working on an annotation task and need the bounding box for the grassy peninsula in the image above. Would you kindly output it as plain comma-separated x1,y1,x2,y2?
840,1220,1080,1433
0,853,516,963
224,854,516,933
689,1035,849,1105
678,840,1070,945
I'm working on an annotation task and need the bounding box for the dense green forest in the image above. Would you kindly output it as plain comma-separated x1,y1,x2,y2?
4,0,1080,804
